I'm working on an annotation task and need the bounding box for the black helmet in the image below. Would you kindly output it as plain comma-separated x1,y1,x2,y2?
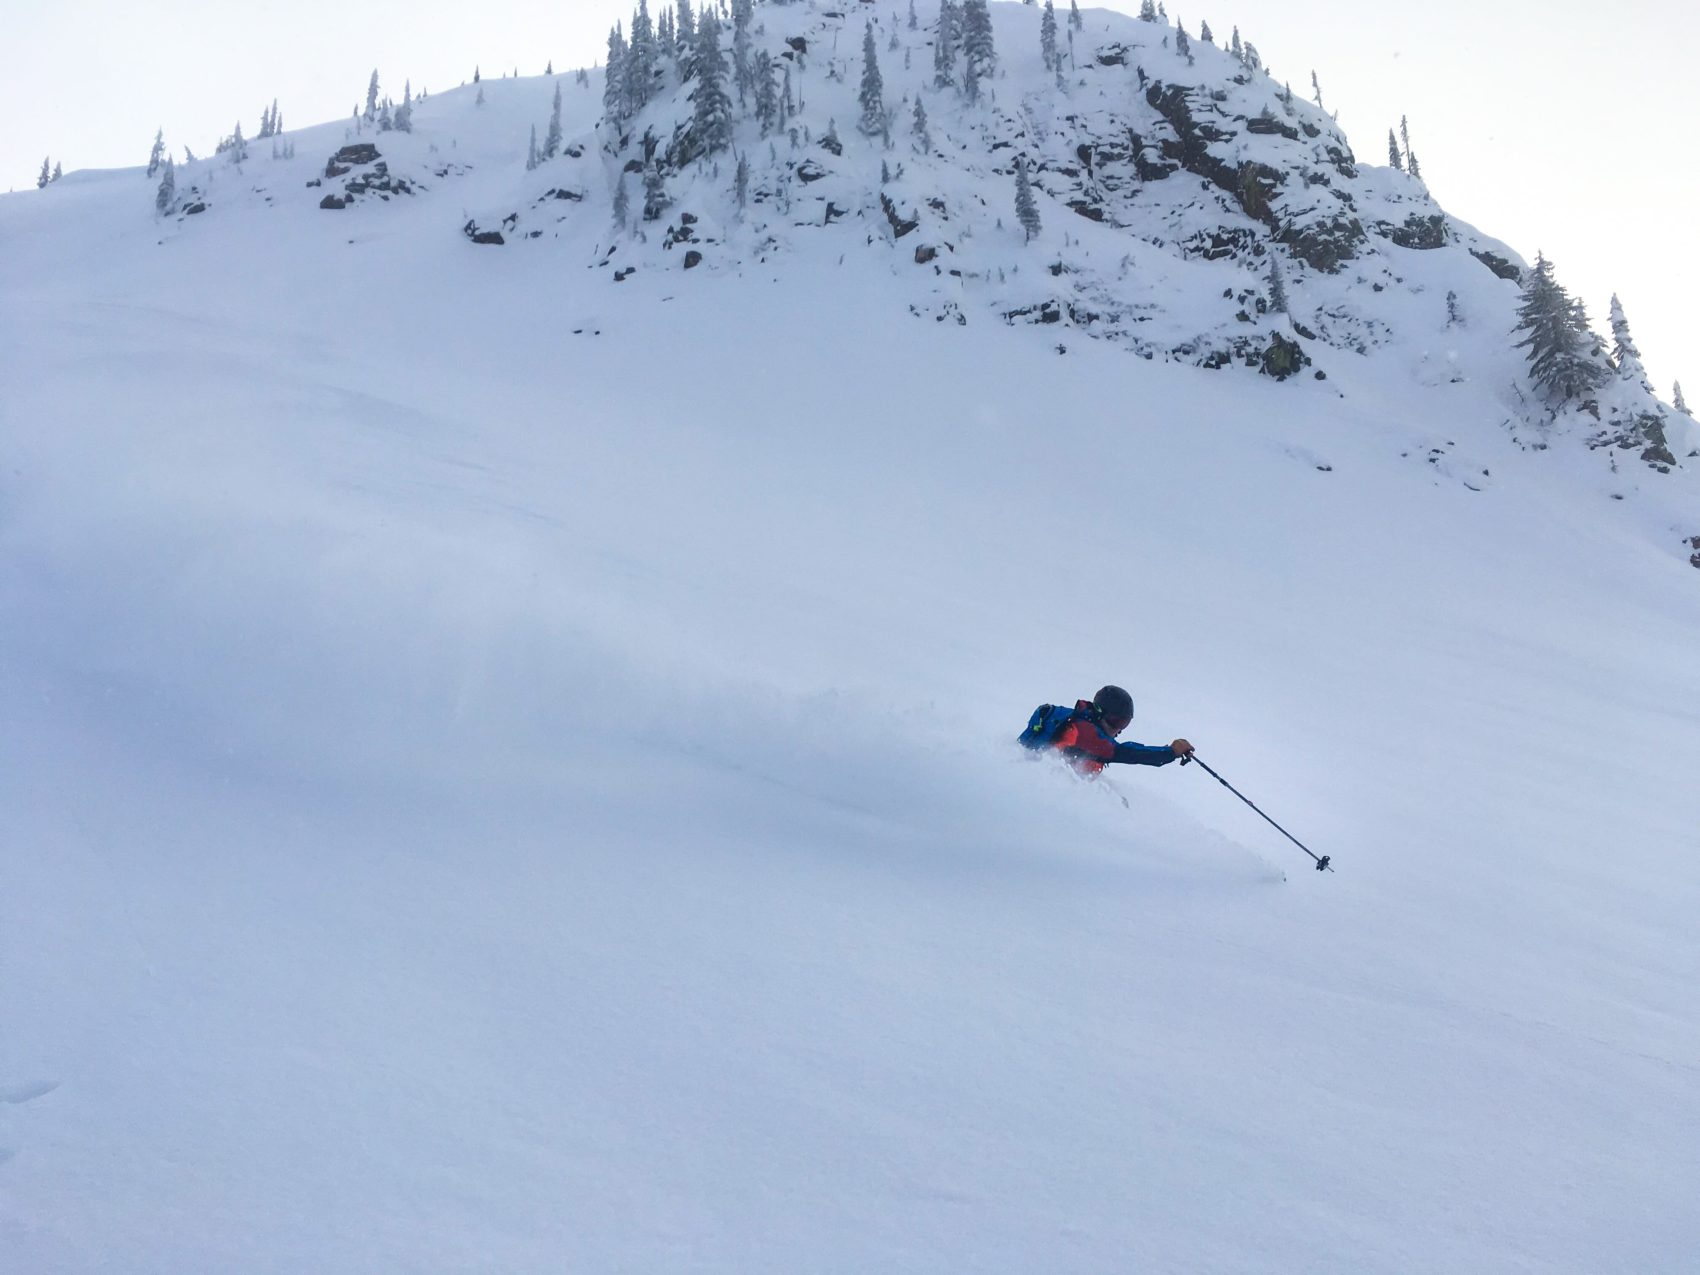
1094,685,1134,732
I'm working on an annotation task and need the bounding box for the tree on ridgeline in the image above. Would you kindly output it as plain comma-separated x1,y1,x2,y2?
394,82,414,133
1388,129,1404,170
544,82,563,157
155,158,176,214
1140,0,1158,20
1175,20,1191,62
1070,0,1083,32
1674,382,1690,415
605,25,629,124
148,129,166,177
365,70,380,121
1513,254,1610,403
1609,295,1652,390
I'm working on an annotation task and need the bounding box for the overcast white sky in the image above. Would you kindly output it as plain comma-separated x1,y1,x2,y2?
4,0,1693,390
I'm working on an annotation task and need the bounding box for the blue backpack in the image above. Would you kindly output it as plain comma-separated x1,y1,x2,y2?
1017,702,1084,750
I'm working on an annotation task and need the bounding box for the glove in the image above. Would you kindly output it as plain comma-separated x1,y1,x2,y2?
1170,738,1194,757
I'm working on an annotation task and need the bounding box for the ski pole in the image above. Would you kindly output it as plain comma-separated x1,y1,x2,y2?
1181,754,1333,872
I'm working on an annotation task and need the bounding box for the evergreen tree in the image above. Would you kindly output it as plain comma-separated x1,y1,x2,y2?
155,156,176,214
1041,0,1060,71
605,26,630,122
1200,19,1213,43
52,161,63,182
366,70,380,120
476,85,486,106
1446,290,1462,327
912,95,931,151
1400,115,1411,160
1140,0,1158,19
1311,70,1323,108
666,0,686,65
546,60,554,75
148,129,166,177
1674,382,1690,415
1267,252,1289,313
909,0,920,30
1609,294,1651,387
631,1,659,106
1070,0,1083,32
961,0,996,101
1175,20,1191,60
642,159,668,220
378,100,393,131
934,0,958,89
394,82,414,133
527,125,539,170
1014,156,1042,241
754,49,779,133
474,66,481,82
691,7,733,157
732,0,754,102
1407,150,1422,181
1230,26,1242,60
859,22,887,135
735,151,751,211
545,82,564,157
1243,41,1261,71
1514,253,1609,403
1388,129,1404,170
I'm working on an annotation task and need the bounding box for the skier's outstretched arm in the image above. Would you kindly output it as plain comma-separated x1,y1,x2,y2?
1110,738,1193,767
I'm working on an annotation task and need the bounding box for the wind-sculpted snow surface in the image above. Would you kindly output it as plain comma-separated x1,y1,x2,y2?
4,7,1700,1273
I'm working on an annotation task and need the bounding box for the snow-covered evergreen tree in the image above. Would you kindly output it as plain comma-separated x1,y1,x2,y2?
1609,295,1651,388
1230,26,1243,60
1174,20,1191,61
912,96,931,151
1041,0,1060,71
934,0,958,89
1140,0,1158,20
38,158,51,189
859,23,887,135
52,161,63,182
753,50,778,133
642,159,668,220
1388,130,1404,170
394,82,414,133
735,151,751,211
154,157,175,214
1311,69,1323,108
1014,156,1042,241
1446,290,1462,327
676,0,696,66
605,26,630,123
1407,150,1422,181
365,71,380,121
1514,254,1609,404
691,8,733,158
961,0,996,100
378,100,393,131
631,1,660,107
732,0,754,102
148,129,166,177
544,83,564,157
527,125,539,171
1675,382,1691,415
909,0,919,30
1070,0,1083,32
1243,41,1261,72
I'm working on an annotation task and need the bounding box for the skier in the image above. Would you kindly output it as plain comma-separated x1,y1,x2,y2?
1026,685,1193,777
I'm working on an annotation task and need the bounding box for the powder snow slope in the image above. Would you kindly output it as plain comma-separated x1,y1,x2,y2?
2,3,1698,1273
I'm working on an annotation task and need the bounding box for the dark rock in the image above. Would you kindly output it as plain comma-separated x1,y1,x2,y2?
614,267,636,281
1260,331,1311,381
319,194,347,210
881,194,918,238
684,250,703,269
461,219,505,245
1068,199,1106,222
1096,43,1131,67
819,132,843,157
325,144,379,179
1687,536,1700,569
1471,248,1522,282
1280,216,1366,274
305,178,322,188
786,37,808,55
623,158,645,174
1376,213,1449,250
544,187,584,201
824,202,847,224
914,245,938,265
564,145,584,159
680,211,697,225
1246,113,1300,141
796,160,829,184
183,202,207,215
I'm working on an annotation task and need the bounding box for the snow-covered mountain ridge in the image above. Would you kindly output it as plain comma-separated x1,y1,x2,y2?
82,0,1696,495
